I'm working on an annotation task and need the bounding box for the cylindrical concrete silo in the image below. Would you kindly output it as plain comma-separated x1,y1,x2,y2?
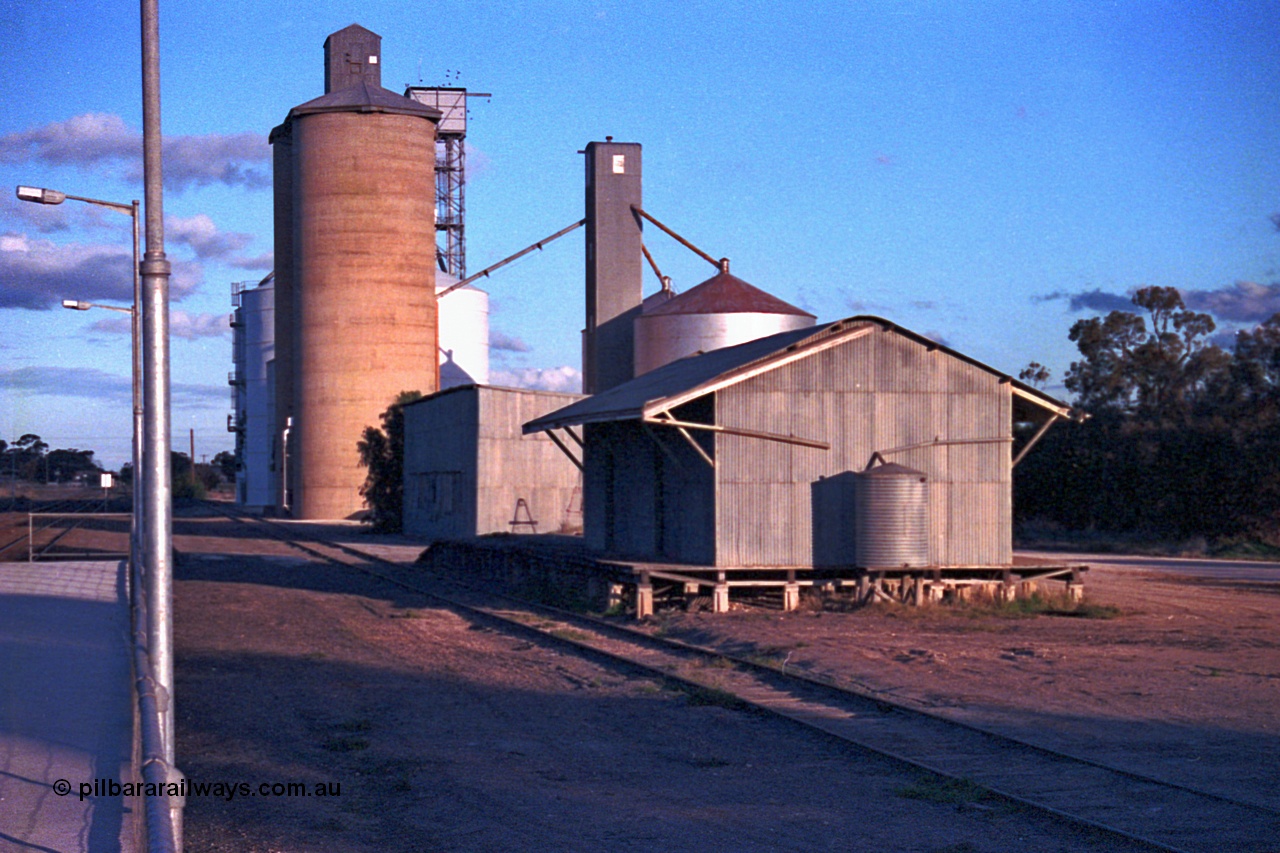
276,25,443,519
268,121,293,510
634,260,815,375
437,273,490,388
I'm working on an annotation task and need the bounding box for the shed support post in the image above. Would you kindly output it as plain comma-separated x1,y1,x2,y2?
712,583,730,614
608,582,626,612
635,576,654,619
1067,582,1085,602
783,582,801,612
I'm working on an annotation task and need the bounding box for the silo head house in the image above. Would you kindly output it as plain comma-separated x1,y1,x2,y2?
270,25,442,519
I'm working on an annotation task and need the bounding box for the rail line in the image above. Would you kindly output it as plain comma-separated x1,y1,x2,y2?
0,498,115,561
206,507,1280,853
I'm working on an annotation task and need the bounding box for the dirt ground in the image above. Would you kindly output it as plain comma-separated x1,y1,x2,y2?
17,502,1270,850
163,511,1189,853
641,564,1280,813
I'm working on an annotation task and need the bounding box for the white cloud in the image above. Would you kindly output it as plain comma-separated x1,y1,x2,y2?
0,364,224,405
0,232,201,308
168,214,253,260
0,112,270,192
490,329,531,352
1183,281,1280,324
85,310,229,341
490,365,582,393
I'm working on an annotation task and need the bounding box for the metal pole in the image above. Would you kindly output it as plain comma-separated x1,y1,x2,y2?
140,0,179,848
131,200,142,593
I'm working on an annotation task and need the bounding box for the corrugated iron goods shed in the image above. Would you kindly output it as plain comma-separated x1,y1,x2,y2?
524,317,1070,569
404,385,585,539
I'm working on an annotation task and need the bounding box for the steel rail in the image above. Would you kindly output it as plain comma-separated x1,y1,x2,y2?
204,506,1280,853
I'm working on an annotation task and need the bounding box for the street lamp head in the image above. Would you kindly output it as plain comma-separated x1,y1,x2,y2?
16,186,66,205
62,299,92,311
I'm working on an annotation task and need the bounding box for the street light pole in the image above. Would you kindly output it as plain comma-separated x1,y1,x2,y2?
18,188,143,597
61,297,143,575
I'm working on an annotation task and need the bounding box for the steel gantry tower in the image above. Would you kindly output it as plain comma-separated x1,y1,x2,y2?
405,86,490,278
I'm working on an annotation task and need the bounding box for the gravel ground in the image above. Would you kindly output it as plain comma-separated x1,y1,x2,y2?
170,512,1148,852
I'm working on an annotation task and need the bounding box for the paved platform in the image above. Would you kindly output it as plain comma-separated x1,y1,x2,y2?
0,560,136,853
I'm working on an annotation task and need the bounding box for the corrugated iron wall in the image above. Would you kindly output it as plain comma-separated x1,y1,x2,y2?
584,397,715,563
404,386,584,538
476,389,584,535
403,388,479,539
715,326,1012,567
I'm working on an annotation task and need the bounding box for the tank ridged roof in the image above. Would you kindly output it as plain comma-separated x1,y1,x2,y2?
288,81,442,121
643,270,814,318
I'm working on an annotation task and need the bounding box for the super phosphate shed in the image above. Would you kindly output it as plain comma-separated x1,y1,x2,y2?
524,317,1071,569
403,385,586,539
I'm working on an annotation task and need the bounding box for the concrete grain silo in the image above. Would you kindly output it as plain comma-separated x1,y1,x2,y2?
633,260,815,375
271,24,442,519
437,273,491,388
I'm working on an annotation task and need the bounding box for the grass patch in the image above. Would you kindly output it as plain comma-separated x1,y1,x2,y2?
953,591,1122,620
896,775,990,805
549,627,593,643
682,684,753,712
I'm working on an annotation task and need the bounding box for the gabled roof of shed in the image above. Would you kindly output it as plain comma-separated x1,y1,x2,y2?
523,316,1072,434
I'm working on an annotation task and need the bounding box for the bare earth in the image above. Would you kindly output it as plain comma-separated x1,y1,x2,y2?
165,510,1280,851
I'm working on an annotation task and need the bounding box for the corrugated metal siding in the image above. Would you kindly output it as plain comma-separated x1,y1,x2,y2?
404,387,583,539
715,326,1012,568
475,388,584,535
584,399,715,562
403,389,479,538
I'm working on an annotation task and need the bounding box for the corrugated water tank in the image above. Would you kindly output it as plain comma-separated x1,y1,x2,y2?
855,463,929,568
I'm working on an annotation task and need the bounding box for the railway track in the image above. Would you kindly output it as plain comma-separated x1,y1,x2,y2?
205,507,1280,853
0,497,118,561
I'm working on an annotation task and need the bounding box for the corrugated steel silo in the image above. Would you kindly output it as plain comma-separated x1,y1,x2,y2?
854,462,929,568
274,25,442,519
634,261,815,375
437,273,490,388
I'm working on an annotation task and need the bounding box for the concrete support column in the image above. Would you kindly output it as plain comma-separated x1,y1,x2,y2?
635,582,654,619
1067,582,1085,602
783,582,801,612
607,582,626,612
712,583,730,614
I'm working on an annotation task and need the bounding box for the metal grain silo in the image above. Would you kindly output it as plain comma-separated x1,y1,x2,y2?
437,273,490,388
633,260,815,375
855,463,929,569
274,25,442,519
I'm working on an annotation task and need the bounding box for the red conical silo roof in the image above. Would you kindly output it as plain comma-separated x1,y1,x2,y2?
643,269,814,318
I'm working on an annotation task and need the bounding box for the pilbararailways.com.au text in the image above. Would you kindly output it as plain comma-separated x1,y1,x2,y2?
52,778,342,802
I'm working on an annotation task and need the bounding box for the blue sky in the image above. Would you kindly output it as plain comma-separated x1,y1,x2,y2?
3,0,1278,469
